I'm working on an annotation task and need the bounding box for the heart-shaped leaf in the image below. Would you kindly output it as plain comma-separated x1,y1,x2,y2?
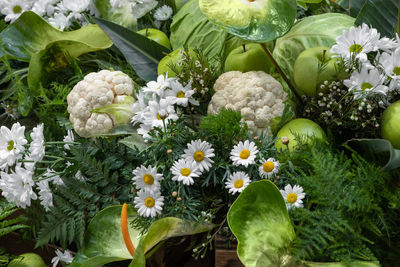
345,138,400,171
228,180,296,267
71,205,142,267
129,217,214,267
93,17,172,82
199,0,297,42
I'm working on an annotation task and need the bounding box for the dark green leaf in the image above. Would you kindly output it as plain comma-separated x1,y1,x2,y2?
119,134,149,152
355,0,399,37
345,138,400,171
93,17,172,82
337,0,368,17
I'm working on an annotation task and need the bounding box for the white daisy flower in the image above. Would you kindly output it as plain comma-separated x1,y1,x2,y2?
280,184,305,209
37,180,53,212
0,0,33,23
130,0,158,19
48,12,70,30
131,90,151,125
143,74,173,97
51,249,74,267
331,23,380,62
132,165,162,191
230,140,259,167
63,130,74,150
137,123,152,140
259,158,280,179
343,64,388,99
165,80,199,107
43,168,64,186
379,47,400,80
377,37,398,52
29,123,45,163
134,189,164,217
171,159,201,186
0,165,37,208
0,122,27,170
153,5,173,21
225,171,251,195
142,99,178,129
182,139,215,172
56,0,90,14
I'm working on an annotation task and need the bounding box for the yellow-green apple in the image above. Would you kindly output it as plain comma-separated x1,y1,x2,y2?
224,43,275,73
381,100,400,149
275,118,327,152
137,28,171,50
157,47,198,77
293,46,341,96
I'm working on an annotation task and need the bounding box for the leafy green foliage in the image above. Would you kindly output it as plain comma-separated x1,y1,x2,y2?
199,109,248,154
280,142,400,263
34,138,138,249
0,199,29,239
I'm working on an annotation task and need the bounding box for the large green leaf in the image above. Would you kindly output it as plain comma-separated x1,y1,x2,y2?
199,0,297,42
93,17,172,82
71,205,141,267
337,0,368,17
119,134,150,152
129,217,214,267
345,138,400,171
273,13,355,80
227,180,296,267
0,12,112,62
355,0,399,38
305,261,380,267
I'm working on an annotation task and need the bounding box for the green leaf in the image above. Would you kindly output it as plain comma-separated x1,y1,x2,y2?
0,11,112,90
345,138,400,171
299,0,322,3
305,261,380,267
92,124,138,137
273,13,355,80
199,0,297,42
355,0,399,38
71,205,142,267
93,17,172,82
227,180,296,267
119,134,149,152
336,0,368,17
129,217,214,267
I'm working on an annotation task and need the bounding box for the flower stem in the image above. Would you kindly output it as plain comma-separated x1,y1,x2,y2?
259,43,303,103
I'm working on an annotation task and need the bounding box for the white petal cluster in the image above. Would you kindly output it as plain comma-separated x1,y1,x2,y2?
37,180,53,211
134,188,164,218
280,184,306,209
67,70,134,137
28,123,45,163
230,140,259,167
153,5,173,21
51,249,74,267
332,24,400,98
0,122,27,170
225,171,251,194
131,74,198,139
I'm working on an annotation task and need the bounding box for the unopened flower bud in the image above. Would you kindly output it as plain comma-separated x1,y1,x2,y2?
167,149,173,154
177,197,182,202
172,191,178,198
281,136,289,145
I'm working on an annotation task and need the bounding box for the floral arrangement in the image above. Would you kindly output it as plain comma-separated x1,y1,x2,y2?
0,0,400,267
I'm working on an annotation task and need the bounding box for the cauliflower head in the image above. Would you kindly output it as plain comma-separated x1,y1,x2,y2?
207,71,287,133
67,70,134,137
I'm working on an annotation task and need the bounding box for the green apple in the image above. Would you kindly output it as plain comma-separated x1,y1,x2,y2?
293,46,341,96
8,253,47,267
224,43,275,73
381,100,400,149
275,118,327,152
137,28,171,50
157,47,198,77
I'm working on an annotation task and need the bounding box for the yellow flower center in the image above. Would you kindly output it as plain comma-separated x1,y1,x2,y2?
143,174,154,185
349,44,363,54
193,151,204,162
361,82,373,91
13,5,22,14
144,197,155,207
7,140,14,151
239,149,250,159
180,168,191,176
157,113,162,120
234,179,244,189
263,161,275,173
393,66,400,76
176,91,185,98
286,193,298,204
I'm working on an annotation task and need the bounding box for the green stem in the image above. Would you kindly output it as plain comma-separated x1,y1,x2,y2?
259,43,302,103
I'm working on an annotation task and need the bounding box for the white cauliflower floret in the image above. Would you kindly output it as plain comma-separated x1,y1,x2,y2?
67,70,134,137
208,71,287,133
